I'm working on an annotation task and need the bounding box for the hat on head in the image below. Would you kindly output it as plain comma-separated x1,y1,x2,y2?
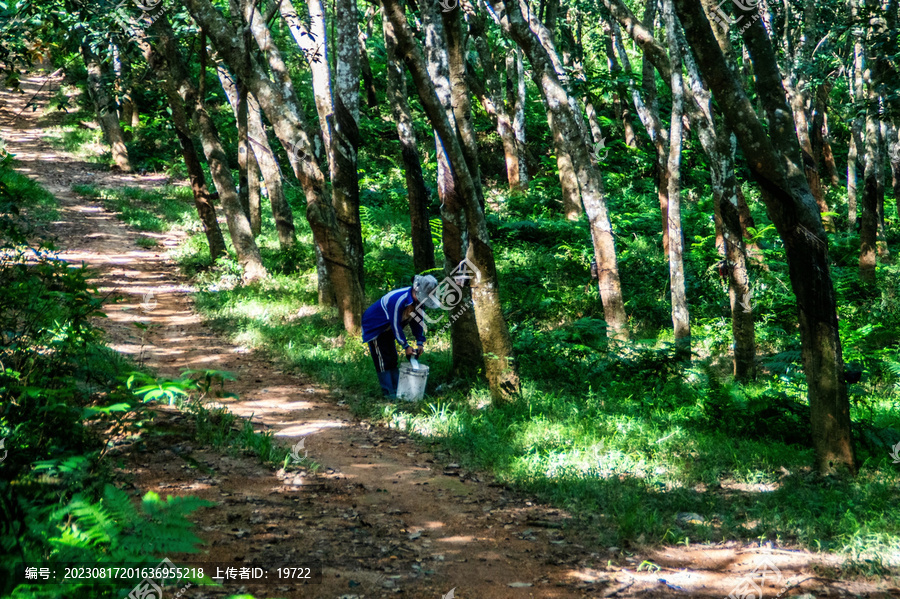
413,274,440,309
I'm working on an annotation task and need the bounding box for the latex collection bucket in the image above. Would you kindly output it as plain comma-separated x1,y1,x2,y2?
397,358,429,401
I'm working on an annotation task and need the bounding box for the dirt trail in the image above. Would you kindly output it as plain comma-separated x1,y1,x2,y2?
2,71,895,599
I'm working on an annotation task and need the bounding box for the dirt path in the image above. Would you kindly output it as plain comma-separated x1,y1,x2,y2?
3,71,896,599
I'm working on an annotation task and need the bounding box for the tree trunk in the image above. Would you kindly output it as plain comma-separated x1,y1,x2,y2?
383,0,520,400
280,0,338,305
674,0,856,475
469,11,525,192
281,0,365,305
215,62,297,248
335,0,366,289
129,22,226,259
441,6,485,208
248,150,262,237
492,0,628,341
81,43,132,172
859,0,886,283
186,0,364,331
509,48,530,188
415,0,484,378
663,0,689,350
615,2,757,375
149,20,266,282
360,5,379,109
382,2,436,274
891,124,900,219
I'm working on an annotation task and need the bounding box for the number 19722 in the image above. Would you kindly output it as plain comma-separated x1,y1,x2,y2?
276,567,311,579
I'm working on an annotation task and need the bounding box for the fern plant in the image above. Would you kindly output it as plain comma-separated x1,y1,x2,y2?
51,484,214,564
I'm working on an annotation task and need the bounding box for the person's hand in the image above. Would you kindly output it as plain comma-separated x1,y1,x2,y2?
405,345,414,359
415,345,424,357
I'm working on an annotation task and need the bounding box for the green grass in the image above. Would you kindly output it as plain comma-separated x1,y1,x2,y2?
72,184,200,234
0,156,59,223
76,126,900,574
165,173,900,575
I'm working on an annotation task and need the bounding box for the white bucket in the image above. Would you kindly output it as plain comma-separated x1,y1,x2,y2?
397,360,429,401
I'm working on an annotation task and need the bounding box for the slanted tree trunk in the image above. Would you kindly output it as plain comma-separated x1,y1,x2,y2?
674,0,856,475
516,4,581,217
383,0,520,400
280,0,337,304
442,6,485,207
663,0,689,350
186,0,364,331
130,23,226,260
81,43,132,172
469,11,525,191
148,19,266,282
415,0,484,378
215,62,297,248
607,1,671,256
281,0,365,304
492,0,628,341
382,5,436,274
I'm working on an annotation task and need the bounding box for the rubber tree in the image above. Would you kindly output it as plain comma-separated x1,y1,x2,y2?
607,0,756,379
215,62,297,249
142,18,266,282
416,0,485,379
382,0,520,401
662,0,690,350
184,0,364,332
674,0,856,474
280,0,364,300
487,0,629,341
81,42,132,172
381,4,436,273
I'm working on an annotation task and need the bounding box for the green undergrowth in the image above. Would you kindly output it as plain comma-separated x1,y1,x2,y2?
78,133,900,574
0,165,292,598
159,166,900,577
0,153,59,227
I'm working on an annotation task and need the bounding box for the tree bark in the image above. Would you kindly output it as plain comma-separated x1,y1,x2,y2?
248,149,262,237
891,124,900,219
440,5,485,208
383,0,520,400
81,43,132,172
335,0,366,289
360,5,379,109
508,48,530,188
148,19,266,282
382,2,436,274
492,0,628,341
859,0,887,283
674,0,856,475
280,0,338,305
186,0,364,331
415,0,484,378
215,62,297,248
129,23,226,260
469,10,525,191
663,0,690,350
281,0,364,304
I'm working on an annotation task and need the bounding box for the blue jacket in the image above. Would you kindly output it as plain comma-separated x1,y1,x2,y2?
361,287,426,348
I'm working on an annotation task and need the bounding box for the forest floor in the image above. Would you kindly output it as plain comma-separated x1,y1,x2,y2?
3,70,897,599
